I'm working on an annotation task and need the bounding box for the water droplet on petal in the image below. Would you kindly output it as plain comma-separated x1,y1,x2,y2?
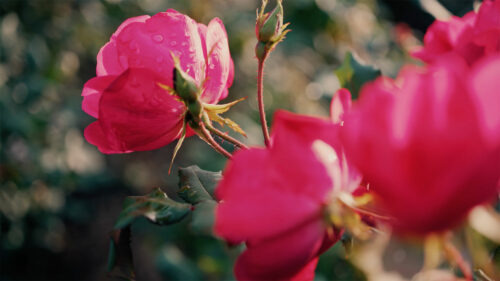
188,47,195,52
209,64,215,70
170,41,177,46
181,42,187,47
152,34,164,43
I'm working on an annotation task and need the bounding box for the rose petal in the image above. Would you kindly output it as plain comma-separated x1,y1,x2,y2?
81,75,118,118
87,68,185,153
114,9,206,89
96,15,150,76
200,18,232,104
330,88,352,124
234,220,330,281
215,149,323,243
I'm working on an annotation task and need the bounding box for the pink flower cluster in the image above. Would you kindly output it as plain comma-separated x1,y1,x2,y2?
82,1,500,280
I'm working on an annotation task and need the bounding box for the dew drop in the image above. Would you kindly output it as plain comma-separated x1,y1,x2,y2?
181,42,187,47
170,41,177,46
188,47,195,52
152,34,164,43
209,64,215,70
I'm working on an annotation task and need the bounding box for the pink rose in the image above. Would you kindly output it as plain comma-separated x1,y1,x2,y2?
82,10,234,153
341,56,500,235
215,108,361,281
413,0,500,65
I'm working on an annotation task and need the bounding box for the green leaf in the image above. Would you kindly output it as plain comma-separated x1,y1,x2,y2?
114,188,192,229
335,52,381,99
178,166,222,235
178,166,222,204
106,226,135,281
190,200,218,235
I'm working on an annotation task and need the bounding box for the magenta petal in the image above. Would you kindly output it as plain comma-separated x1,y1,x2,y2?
219,57,235,100
81,75,118,118
114,9,205,89
269,110,341,200
470,54,500,146
330,88,352,124
215,149,322,243
474,0,500,53
341,56,500,234
234,220,328,281
201,18,232,104
84,121,128,154
96,15,150,76
93,68,185,153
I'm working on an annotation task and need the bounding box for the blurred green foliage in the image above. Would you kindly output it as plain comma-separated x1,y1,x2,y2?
0,0,474,280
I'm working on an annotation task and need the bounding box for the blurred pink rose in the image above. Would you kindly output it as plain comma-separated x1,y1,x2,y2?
341,56,500,235
413,0,500,65
82,10,234,153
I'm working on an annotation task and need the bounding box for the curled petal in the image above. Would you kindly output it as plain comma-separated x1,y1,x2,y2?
81,75,118,118
96,15,150,76
85,68,185,153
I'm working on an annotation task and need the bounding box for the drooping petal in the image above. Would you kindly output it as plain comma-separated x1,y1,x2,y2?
200,18,232,104
96,15,150,76
234,220,336,281
81,75,118,118
114,9,206,88
86,68,185,153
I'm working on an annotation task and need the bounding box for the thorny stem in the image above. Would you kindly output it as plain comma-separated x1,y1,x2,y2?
257,55,271,147
206,125,249,150
444,239,473,281
199,123,233,159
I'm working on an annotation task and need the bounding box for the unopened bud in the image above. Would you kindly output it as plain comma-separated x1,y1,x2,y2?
256,0,284,44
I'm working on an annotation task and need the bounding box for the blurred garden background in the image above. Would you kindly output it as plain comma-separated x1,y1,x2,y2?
0,0,476,280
